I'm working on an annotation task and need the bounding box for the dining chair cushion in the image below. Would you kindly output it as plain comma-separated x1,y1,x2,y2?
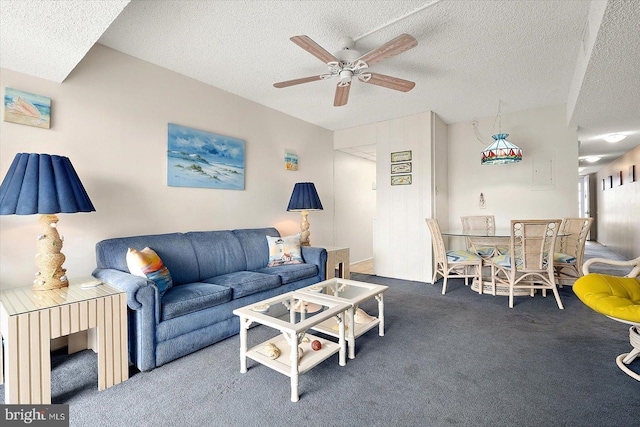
473,246,496,257
446,250,481,262
573,274,640,323
492,254,511,267
554,252,577,265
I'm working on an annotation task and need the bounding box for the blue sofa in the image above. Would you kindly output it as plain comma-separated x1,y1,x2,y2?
92,227,327,371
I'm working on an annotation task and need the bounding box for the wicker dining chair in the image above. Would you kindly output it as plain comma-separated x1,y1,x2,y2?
490,219,563,309
426,219,482,295
460,215,508,260
554,217,594,287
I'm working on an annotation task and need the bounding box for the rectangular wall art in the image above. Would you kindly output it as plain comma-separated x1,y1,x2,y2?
3,87,51,129
167,123,245,190
285,149,298,171
391,162,412,174
391,174,412,186
391,150,412,162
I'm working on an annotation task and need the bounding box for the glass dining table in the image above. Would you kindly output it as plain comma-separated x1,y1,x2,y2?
440,228,568,296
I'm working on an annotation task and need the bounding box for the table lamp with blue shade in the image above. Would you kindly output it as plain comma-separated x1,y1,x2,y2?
0,153,95,290
287,182,323,246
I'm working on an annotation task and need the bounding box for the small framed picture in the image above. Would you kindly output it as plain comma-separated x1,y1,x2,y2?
630,165,636,182
4,87,51,129
391,162,412,174
391,174,412,186
608,176,613,188
601,178,606,191
617,170,623,186
284,150,298,171
391,150,412,162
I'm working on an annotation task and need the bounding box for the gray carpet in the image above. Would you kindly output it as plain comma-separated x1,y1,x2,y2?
2,243,638,426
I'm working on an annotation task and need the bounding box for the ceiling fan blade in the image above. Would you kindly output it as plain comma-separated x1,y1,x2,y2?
357,34,418,67
361,73,415,92
334,83,351,107
290,35,339,64
274,75,325,88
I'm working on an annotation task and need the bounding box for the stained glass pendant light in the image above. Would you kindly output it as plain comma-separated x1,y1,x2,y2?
480,101,522,165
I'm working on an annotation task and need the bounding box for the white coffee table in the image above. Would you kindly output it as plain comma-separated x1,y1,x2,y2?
233,291,349,402
298,278,388,359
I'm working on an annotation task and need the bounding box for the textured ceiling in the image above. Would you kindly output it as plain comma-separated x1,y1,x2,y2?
1,0,638,174
0,0,129,82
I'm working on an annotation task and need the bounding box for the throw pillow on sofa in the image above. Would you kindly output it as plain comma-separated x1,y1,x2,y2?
266,234,304,267
126,247,173,297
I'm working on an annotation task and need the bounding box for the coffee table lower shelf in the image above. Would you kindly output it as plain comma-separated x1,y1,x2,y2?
312,316,380,343
246,333,340,376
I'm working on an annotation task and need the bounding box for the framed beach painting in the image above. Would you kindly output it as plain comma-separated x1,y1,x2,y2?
4,88,51,129
285,149,298,171
167,123,245,190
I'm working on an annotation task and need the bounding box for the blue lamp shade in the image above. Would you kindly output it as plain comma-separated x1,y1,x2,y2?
481,134,523,165
287,182,323,211
0,153,95,215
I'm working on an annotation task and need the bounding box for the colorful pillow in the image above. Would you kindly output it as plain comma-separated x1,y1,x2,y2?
267,234,304,267
126,247,173,297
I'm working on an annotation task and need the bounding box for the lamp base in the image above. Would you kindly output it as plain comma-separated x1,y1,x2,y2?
300,210,310,246
33,214,69,291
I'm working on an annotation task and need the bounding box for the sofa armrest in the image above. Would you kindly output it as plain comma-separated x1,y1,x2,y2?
92,268,156,309
301,246,327,279
92,268,160,371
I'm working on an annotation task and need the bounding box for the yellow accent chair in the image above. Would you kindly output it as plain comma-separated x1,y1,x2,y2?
573,256,640,381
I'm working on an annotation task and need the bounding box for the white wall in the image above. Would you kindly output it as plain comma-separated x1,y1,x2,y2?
596,144,640,258
333,150,376,263
448,104,579,231
335,112,435,282
0,45,335,289
433,112,449,229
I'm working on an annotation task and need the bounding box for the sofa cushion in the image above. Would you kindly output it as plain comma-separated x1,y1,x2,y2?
255,263,319,285
186,230,247,278
161,282,232,321
233,227,280,271
126,247,173,297
266,234,304,266
205,271,281,299
95,233,200,285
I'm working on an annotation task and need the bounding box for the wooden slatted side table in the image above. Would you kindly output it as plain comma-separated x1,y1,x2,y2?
322,246,350,279
0,277,128,404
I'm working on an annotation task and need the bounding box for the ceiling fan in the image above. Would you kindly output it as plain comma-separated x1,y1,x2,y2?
274,34,418,107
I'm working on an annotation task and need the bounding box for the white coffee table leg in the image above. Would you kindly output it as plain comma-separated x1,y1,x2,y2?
347,308,356,360
239,317,251,373
376,293,385,336
289,333,299,402
338,313,346,366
